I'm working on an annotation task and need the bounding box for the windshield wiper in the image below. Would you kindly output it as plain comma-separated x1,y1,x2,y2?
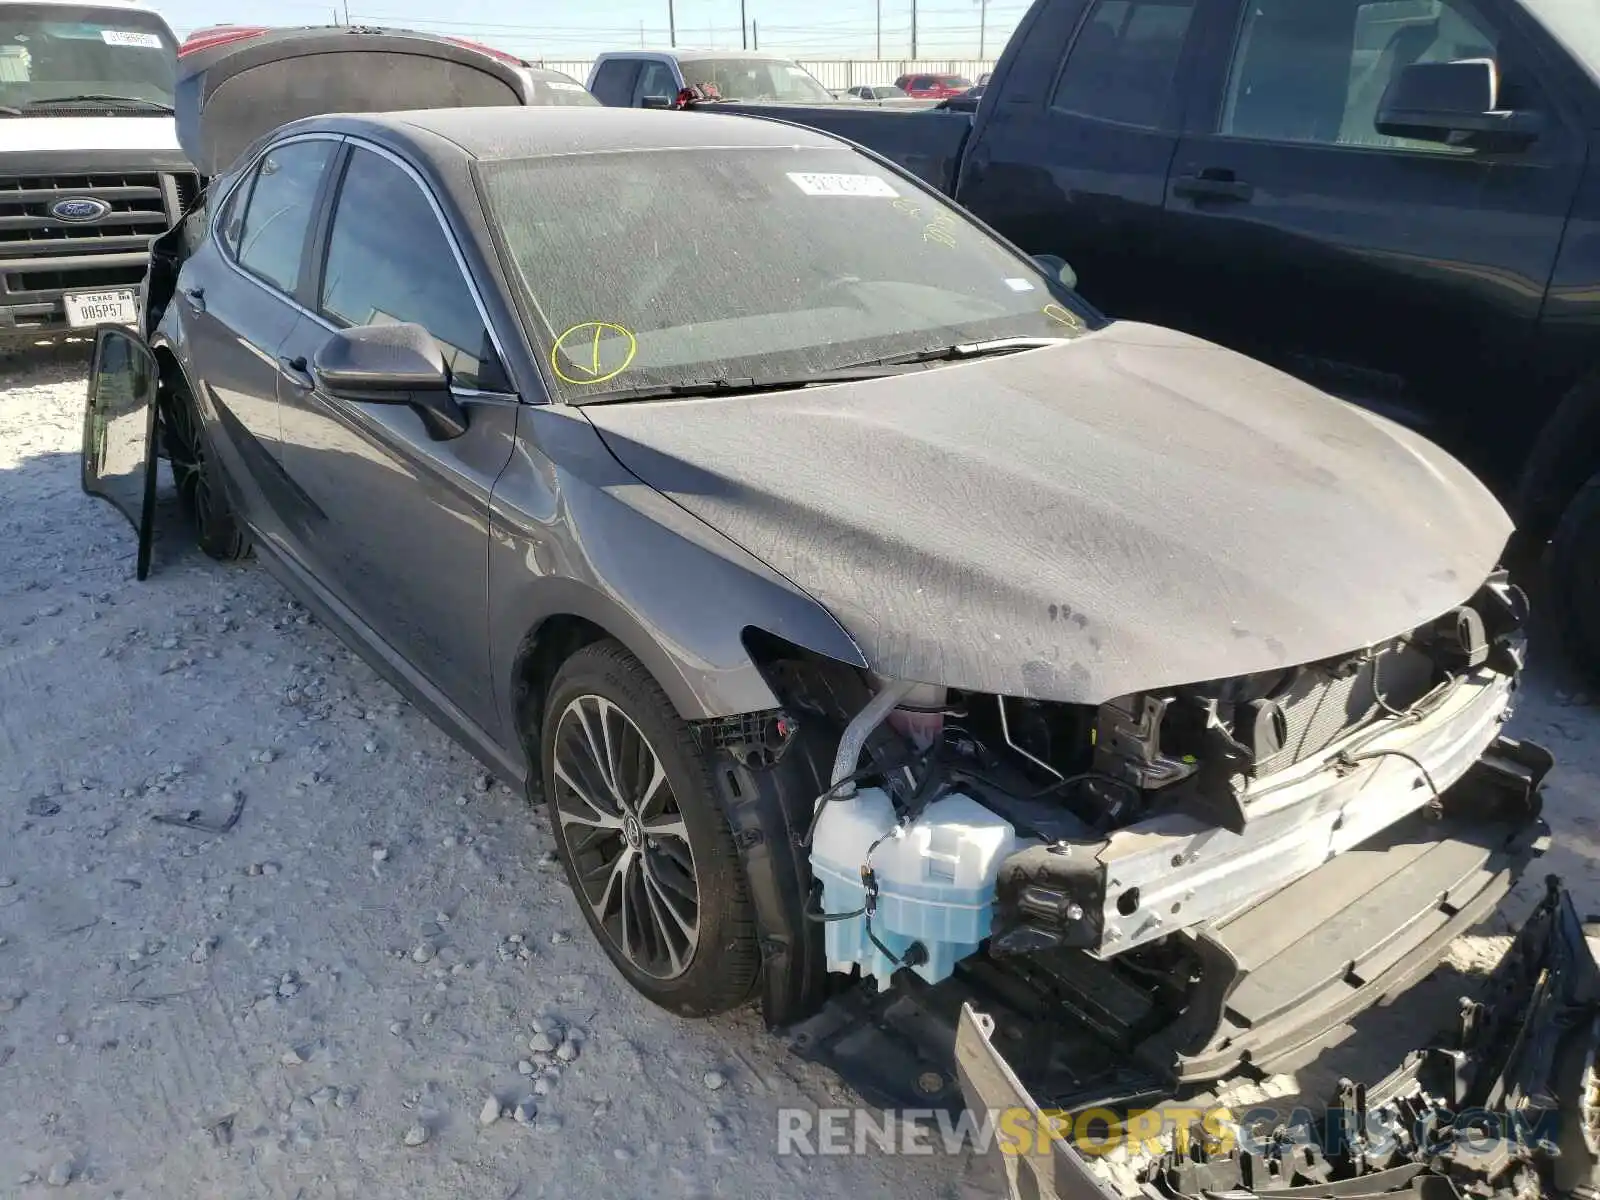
570,339,1071,405
27,94,174,113
843,336,1072,370
573,367,908,405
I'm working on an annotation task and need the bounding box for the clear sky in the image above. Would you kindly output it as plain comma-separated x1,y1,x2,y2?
149,0,1032,62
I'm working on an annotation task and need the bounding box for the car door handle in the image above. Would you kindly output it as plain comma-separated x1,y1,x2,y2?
278,355,313,389
1173,171,1254,203
181,286,205,313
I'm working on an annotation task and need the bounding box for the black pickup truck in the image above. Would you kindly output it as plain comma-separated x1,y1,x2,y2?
696,0,1600,679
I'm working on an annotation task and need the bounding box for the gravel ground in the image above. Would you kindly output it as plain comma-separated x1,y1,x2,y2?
1,342,1598,1198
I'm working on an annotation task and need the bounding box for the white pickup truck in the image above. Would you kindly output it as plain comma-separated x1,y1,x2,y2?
0,0,186,343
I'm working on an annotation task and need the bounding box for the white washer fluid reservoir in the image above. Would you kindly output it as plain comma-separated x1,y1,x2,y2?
809,786,1023,992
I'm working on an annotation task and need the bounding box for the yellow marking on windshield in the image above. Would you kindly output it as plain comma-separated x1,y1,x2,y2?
551,321,637,386
922,208,958,248
1043,304,1082,330
893,196,958,247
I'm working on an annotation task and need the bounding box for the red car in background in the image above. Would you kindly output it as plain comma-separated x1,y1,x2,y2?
893,72,971,98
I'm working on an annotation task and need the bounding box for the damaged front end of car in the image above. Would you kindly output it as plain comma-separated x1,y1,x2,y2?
956,875,1600,1200
695,560,1579,1197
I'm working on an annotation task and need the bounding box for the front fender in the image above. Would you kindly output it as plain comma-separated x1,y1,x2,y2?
487,404,868,764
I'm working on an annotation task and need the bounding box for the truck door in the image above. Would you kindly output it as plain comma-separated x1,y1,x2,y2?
1159,0,1585,470
953,0,1217,323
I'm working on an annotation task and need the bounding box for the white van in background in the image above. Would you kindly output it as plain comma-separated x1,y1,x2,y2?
0,0,186,342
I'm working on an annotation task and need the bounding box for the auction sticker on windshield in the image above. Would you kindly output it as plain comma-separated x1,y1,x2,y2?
787,172,899,198
100,30,164,47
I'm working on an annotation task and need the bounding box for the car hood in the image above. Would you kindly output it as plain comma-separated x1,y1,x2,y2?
582,322,1512,704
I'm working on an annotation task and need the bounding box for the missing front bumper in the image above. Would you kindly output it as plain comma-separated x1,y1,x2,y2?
956,876,1600,1200
782,735,1551,1129
994,674,1522,959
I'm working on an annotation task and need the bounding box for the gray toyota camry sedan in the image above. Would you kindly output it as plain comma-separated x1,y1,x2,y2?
82,84,1597,1200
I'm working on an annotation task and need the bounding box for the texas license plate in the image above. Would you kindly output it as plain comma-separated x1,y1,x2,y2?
63,289,138,329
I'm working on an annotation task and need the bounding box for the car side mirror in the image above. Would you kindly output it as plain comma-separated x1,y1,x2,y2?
1376,58,1542,152
311,322,469,441
1032,253,1078,292
640,94,673,109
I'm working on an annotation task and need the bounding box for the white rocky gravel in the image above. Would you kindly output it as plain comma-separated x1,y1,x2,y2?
2,341,1600,1197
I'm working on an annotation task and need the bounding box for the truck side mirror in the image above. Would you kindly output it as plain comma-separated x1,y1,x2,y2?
640,94,673,110
1376,58,1542,152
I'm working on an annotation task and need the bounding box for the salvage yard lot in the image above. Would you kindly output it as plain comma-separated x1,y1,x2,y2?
1,341,1599,1197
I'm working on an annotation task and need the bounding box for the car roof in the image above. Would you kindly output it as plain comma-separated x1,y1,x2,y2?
306,104,844,162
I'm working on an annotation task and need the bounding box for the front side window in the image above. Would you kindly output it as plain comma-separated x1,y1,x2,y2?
1220,0,1501,150
319,147,501,392
1051,0,1198,129
677,58,833,102
0,3,175,112
235,139,335,295
478,145,1096,403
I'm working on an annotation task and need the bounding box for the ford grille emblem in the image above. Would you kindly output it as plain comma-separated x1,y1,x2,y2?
50,197,110,222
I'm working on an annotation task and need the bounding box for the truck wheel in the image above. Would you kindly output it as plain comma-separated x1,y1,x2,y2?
1549,471,1600,684
539,640,759,1017
158,371,250,562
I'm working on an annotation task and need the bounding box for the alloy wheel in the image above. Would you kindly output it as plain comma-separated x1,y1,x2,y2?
165,390,212,524
551,694,700,980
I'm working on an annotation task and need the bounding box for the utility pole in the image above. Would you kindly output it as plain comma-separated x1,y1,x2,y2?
752,20,758,48
341,0,349,23
668,0,676,48
741,0,748,49
978,0,987,57
640,20,645,48
876,0,881,58
911,0,918,59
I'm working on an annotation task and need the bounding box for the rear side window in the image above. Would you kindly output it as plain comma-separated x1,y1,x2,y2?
319,146,503,392
235,139,335,294
590,58,640,106
1051,0,1198,129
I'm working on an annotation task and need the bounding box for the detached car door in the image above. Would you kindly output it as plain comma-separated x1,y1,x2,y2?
274,141,518,735
1158,0,1584,465
81,327,161,579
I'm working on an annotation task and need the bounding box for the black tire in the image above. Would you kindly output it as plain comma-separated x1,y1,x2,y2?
540,640,759,1017
158,369,250,562
1548,471,1600,685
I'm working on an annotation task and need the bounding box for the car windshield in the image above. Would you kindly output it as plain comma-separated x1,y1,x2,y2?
477,145,1093,403
678,57,833,102
0,3,175,110
938,75,972,87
